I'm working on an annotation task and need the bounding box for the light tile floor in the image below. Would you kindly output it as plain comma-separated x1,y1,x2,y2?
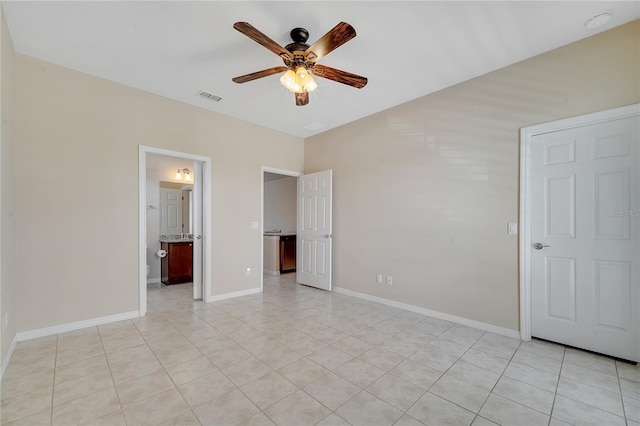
1,274,639,425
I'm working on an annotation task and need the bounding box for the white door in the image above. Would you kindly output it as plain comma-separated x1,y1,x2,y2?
297,170,332,291
530,113,639,361
159,188,182,236
192,162,203,300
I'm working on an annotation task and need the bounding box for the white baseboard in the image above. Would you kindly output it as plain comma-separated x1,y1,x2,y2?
147,278,161,284
1,336,18,378
263,269,280,276
1,310,140,379
208,287,261,302
14,310,141,342
333,286,521,340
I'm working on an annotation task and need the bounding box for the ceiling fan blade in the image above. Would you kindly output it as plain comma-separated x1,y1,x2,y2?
305,22,356,62
233,22,293,60
232,66,288,84
295,92,309,106
311,64,368,89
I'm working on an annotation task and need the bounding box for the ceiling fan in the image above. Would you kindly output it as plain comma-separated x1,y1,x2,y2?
232,21,368,106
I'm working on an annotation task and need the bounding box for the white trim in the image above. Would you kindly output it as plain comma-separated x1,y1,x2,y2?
1,310,139,378
519,103,640,342
139,148,147,315
14,311,140,342
202,157,212,303
192,161,203,301
146,278,161,284
519,123,533,341
139,146,213,312
260,166,302,293
1,336,18,378
208,288,261,302
334,287,521,340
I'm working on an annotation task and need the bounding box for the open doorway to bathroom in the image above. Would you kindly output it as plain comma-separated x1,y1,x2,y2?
260,167,301,292
139,146,212,316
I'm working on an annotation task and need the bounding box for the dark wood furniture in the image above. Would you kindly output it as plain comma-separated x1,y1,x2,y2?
161,241,193,285
280,235,296,272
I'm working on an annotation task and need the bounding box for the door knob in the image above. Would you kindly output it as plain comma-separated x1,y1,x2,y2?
533,243,551,250
196,235,202,239
321,234,332,238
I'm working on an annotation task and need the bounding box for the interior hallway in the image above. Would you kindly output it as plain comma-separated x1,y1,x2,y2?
1,274,639,425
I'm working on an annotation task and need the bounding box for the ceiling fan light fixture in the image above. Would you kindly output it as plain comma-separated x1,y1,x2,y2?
280,66,317,94
280,69,299,92
300,68,318,92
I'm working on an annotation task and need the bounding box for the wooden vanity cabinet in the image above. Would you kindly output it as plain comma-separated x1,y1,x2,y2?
161,241,193,285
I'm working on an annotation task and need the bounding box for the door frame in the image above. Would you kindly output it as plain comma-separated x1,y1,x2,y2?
192,161,204,300
139,145,213,315
260,166,302,292
519,103,640,341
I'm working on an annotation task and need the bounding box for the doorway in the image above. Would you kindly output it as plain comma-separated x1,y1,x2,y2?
260,166,301,292
138,146,212,315
519,104,639,361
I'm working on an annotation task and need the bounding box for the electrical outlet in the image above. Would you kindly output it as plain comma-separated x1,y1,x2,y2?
376,274,383,284
386,275,393,285
246,267,251,276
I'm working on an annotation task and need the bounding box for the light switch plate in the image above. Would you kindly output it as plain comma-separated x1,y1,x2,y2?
251,221,259,229
508,222,518,234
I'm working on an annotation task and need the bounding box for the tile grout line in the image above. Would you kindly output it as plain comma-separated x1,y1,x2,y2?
96,324,127,424
49,334,59,426
547,344,566,425
466,331,496,426
556,353,630,421
422,331,508,424
138,299,207,425
485,340,562,420
614,361,629,423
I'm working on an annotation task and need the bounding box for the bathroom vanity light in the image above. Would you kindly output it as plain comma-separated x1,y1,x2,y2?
175,168,192,181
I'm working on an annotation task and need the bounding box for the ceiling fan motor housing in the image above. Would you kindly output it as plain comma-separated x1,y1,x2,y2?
285,27,311,62
290,27,309,43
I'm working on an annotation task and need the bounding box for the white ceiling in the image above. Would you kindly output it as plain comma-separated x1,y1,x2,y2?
147,153,193,173
3,1,638,138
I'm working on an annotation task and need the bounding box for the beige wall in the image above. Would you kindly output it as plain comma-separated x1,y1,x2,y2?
13,55,303,333
305,21,640,331
1,6,16,364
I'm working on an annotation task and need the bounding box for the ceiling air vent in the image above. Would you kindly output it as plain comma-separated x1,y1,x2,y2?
197,90,222,102
304,122,325,132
